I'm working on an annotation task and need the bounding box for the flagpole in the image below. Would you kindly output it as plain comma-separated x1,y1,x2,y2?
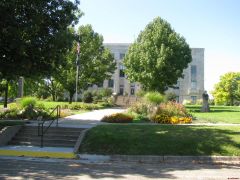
75,42,80,102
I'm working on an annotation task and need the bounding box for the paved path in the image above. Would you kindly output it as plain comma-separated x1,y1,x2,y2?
0,156,240,180
57,108,126,128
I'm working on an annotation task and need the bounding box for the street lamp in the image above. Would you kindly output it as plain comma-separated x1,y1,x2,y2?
75,42,80,102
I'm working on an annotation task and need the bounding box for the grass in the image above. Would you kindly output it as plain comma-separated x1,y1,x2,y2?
186,105,240,124
79,125,240,156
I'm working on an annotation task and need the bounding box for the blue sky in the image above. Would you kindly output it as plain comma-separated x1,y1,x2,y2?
78,0,240,94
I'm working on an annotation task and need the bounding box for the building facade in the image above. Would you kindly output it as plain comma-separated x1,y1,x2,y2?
102,43,204,103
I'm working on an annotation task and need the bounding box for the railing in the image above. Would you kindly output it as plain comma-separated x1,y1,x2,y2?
38,105,61,148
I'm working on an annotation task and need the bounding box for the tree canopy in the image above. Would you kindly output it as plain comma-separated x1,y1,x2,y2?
124,17,192,93
56,25,116,103
0,0,81,80
212,72,240,106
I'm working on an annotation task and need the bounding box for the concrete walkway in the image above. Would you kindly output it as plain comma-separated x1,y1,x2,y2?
57,108,126,128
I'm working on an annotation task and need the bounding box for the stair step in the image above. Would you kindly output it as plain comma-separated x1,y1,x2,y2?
9,141,75,147
17,131,81,136
12,136,79,141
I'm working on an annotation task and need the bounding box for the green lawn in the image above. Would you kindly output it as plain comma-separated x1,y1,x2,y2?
186,105,240,124
79,125,240,156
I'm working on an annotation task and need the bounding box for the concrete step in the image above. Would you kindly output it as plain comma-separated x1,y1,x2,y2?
12,135,79,141
17,131,81,136
8,141,75,147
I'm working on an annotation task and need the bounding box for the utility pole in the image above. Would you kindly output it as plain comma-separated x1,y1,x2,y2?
75,42,80,102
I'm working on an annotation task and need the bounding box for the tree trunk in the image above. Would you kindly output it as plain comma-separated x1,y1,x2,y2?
52,93,56,101
230,97,234,106
4,81,8,108
69,92,74,104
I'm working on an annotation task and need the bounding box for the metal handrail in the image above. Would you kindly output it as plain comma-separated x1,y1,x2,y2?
38,105,61,148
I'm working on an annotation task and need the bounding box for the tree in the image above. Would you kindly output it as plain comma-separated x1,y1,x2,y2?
0,0,81,107
56,25,116,103
212,72,240,106
124,17,192,93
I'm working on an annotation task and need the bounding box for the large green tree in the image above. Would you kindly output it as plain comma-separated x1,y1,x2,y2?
56,25,116,103
124,17,192,93
212,72,240,106
0,0,81,107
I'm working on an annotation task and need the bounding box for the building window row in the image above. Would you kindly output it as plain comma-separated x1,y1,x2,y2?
191,65,197,89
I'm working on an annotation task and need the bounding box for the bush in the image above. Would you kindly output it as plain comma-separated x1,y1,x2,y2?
129,101,151,115
101,113,133,123
20,97,37,108
182,99,192,105
82,91,93,103
144,92,164,104
69,103,100,110
149,102,192,124
164,92,177,102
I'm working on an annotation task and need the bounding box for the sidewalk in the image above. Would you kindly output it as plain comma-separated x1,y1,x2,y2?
57,108,126,128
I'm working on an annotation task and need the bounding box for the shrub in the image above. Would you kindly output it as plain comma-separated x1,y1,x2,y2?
149,102,192,124
69,103,100,110
136,90,146,97
101,113,133,123
164,92,177,102
182,99,192,105
129,101,151,115
144,92,164,104
20,97,37,108
82,91,93,103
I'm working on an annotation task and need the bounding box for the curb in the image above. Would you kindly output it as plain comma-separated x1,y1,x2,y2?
78,154,240,164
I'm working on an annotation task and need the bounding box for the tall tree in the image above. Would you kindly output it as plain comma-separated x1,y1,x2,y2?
56,25,116,103
0,0,81,107
124,17,192,93
212,72,240,106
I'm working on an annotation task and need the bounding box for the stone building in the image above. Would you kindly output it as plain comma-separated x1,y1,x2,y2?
101,43,204,103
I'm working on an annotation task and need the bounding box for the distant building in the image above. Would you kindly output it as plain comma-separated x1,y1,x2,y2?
100,43,204,103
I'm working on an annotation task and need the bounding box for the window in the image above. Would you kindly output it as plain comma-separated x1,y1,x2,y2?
119,85,124,95
108,79,114,88
191,65,197,89
130,84,135,95
120,53,125,59
191,96,197,104
119,64,125,77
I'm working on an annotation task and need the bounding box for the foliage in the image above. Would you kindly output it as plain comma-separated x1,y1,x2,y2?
82,91,93,103
0,0,81,107
211,72,240,106
136,90,146,97
151,114,192,124
182,99,192,105
56,25,116,103
144,92,164,104
101,113,133,123
128,101,151,116
0,0,81,80
19,97,37,109
164,92,177,102
123,17,192,93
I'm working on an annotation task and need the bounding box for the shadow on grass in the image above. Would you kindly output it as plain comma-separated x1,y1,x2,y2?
79,125,240,156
